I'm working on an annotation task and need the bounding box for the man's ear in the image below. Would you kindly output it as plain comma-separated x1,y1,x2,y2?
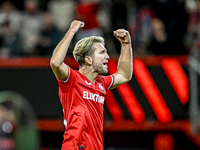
85,56,92,65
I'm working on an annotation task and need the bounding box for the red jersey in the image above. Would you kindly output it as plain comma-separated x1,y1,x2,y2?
57,66,114,150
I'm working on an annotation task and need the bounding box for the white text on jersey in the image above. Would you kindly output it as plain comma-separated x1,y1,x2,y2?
83,91,105,104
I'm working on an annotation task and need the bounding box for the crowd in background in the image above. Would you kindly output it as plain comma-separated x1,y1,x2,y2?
0,0,200,58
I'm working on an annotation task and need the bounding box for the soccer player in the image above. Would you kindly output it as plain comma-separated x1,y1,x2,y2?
50,20,133,150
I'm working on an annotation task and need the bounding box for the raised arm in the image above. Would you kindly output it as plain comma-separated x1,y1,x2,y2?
50,20,84,80
111,29,133,89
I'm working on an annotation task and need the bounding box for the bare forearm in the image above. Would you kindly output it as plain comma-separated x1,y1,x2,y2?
50,28,76,67
117,43,133,81
50,20,84,80
111,29,132,88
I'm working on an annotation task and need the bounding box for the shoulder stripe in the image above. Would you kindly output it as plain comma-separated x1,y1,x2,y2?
107,75,114,90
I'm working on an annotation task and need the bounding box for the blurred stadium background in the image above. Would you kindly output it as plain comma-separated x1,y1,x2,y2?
0,0,200,150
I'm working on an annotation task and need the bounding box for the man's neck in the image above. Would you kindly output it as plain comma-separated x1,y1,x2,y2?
79,66,98,83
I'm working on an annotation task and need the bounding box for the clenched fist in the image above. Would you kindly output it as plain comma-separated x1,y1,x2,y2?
113,29,131,44
69,20,85,33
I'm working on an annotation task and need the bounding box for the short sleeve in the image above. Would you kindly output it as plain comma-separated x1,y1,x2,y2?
57,65,76,92
102,75,115,91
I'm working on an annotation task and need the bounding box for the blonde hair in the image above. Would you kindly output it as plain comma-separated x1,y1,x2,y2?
73,36,105,67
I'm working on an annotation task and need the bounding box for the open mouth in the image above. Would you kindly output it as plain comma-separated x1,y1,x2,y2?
103,62,108,69
103,61,108,66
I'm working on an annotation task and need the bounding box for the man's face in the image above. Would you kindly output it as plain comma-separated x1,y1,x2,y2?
91,42,110,75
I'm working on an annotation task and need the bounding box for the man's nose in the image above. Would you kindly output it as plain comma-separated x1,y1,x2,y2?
106,53,110,59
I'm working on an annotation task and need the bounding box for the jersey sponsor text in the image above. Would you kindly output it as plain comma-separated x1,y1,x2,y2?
83,91,105,104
